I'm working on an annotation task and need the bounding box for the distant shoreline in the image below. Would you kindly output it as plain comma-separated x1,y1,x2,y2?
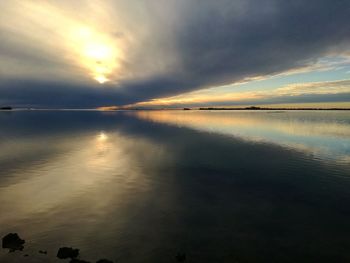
196,107,350,111
1,107,350,111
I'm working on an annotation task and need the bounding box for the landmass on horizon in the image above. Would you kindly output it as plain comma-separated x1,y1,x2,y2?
2,105,350,111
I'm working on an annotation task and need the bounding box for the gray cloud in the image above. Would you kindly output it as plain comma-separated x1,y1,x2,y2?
1,0,350,107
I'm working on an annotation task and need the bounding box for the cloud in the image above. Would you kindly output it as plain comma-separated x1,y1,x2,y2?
1,0,350,107
275,79,350,96
134,79,350,107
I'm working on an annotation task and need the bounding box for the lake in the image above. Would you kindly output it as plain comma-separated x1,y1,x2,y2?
0,110,350,263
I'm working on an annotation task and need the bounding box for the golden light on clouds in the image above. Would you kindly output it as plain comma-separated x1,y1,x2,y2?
0,1,125,84
0,0,180,90
130,79,350,108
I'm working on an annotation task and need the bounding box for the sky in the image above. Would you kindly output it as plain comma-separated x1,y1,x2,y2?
1,0,350,108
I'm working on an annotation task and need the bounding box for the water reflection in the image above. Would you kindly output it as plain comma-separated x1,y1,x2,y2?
0,115,169,262
0,131,154,226
97,131,108,141
134,110,350,163
0,111,350,263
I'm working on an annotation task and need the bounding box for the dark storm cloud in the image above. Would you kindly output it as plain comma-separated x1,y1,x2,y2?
178,0,350,81
114,0,350,104
1,0,350,107
0,77,193,108
0,80,123,108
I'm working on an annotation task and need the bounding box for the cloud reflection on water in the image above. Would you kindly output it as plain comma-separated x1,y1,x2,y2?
134,110,350,164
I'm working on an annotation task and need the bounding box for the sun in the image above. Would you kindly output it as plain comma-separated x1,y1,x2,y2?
85,43,114,84
84,42,116,84
95,75,109,84
85,43,112,61
71,27,119,84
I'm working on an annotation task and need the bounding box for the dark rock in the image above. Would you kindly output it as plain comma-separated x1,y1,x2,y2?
57,247,79,259
39,250,47,254
175,252,186,262
96,259,114,263
2,233,25,252
24,254,29,257
0,106,12,110
70,259,91,263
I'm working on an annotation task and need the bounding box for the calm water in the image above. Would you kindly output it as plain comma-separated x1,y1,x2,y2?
0,110,350,263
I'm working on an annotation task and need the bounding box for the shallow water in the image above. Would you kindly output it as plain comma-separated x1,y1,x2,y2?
0,110,350,263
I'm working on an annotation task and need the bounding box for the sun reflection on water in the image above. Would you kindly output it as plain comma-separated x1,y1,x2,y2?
97,131,108,141
0,129,158,229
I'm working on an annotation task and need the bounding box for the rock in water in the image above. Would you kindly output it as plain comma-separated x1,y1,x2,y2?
70,259,91,263
57,247,80,259
2,233,25,252
96,259,114,263
175,253,186,262
0,106,12,110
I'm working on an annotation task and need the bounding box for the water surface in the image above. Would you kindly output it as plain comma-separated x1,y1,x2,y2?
0,110,350,263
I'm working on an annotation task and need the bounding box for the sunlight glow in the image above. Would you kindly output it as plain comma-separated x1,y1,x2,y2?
85,43,113,61
71,27,120,84
0,1,125,84
95,75,109,84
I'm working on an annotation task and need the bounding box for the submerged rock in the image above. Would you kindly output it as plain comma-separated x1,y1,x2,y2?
175,252,186,262
2,233,25,252
39,250,47,254
70,259,91,263
57,247,80,259
96,259,114,263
